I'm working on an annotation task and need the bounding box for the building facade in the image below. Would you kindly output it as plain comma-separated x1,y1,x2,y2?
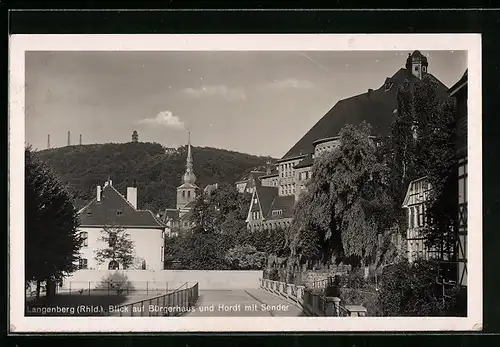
449,69,468,287
77,179,167,271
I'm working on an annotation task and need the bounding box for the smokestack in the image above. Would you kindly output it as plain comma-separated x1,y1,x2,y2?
127,181,138,209
67,131,71,146
79,134,82,145
97,185,101,202
47,134,50,149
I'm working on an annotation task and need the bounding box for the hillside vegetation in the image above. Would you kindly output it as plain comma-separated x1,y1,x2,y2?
36,142,274,212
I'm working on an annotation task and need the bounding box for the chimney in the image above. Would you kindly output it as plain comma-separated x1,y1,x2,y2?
367,88,373,98
127,182,138,209
97,185,101,202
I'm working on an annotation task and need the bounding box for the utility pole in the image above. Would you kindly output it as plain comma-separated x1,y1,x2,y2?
47,134,50,149
67,131,71,146
79,134,82,145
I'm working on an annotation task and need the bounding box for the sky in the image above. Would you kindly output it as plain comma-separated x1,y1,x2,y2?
25,50,467,158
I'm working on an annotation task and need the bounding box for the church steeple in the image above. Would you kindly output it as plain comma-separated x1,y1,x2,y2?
182,131,197,185
176,131,198,211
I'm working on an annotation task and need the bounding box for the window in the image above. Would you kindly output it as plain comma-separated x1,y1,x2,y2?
109,233,117,247
187,190,191,198
182,190,186,198
162,231,165,239
108,260,119,270
81,232,88,247
161,246,164,262
422,66,427,72
409,208,414,229
116,209,123,216
86,208,92,216
418,205,424,227
415,65,419,72
78,258,88,269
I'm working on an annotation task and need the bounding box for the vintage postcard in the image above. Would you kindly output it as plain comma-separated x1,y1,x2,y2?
9,34,481,332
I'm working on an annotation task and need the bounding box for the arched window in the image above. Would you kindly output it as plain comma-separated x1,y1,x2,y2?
187,190,191,198
182,190,186,198
108,260,119,270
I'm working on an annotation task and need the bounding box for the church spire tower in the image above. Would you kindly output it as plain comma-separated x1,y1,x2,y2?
183,131,197,185
176,131,198,210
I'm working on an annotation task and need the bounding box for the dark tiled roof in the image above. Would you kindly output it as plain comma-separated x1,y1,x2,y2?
294,154,314,169
162,208,180,222
254,175,279,217
282,68,449,159
79,185,165,228
265,195,295,220
73,198,89,212
449,69,468,96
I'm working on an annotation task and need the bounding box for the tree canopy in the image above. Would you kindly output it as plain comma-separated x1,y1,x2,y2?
94,225,135,269
25,146,82,296
287,122,396,273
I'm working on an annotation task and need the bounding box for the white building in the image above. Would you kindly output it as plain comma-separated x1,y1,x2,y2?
77,179,167,271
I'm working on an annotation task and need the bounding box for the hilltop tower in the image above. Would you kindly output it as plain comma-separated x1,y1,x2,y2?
132,130,138,143
405,50,429,80
79,134,82,145
176,132,198,210
67,131,71,146
47,134,50,149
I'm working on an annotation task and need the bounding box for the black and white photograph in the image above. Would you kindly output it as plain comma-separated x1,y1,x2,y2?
9,34,481,332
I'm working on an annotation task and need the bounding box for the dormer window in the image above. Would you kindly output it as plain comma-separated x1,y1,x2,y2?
116,209,123,216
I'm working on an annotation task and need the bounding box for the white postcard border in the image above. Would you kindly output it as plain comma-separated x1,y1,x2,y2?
9,34,482,332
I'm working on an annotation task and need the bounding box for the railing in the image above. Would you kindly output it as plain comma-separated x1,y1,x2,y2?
59,281,181,296
260,278,366,317
109,282,199,317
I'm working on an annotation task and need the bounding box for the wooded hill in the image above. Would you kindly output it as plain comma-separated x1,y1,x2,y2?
35,142,275,212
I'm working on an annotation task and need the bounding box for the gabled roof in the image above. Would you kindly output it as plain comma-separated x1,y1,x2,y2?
448,69,468,96
253,173,279,218
162,208,180,222
265,195,295,220
402,176,432,208
78,184,165,228
282,68,449,159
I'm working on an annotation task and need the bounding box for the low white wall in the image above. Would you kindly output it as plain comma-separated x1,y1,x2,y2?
62,270,263,290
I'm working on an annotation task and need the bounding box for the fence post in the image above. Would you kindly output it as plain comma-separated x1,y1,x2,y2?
324,297,341,316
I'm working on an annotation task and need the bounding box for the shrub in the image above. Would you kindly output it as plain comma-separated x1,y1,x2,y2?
268,269,280,281
95,272,134,296
379,259,465,316
341,268,367,289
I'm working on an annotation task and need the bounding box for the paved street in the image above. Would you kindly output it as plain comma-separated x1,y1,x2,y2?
185,289,304,317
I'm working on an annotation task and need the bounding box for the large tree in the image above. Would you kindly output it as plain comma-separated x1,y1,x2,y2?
25,146,82,298
94,225,135,270
164,183,251,270
288,122,396,278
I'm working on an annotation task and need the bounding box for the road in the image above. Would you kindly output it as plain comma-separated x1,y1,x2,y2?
185,289,305,317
